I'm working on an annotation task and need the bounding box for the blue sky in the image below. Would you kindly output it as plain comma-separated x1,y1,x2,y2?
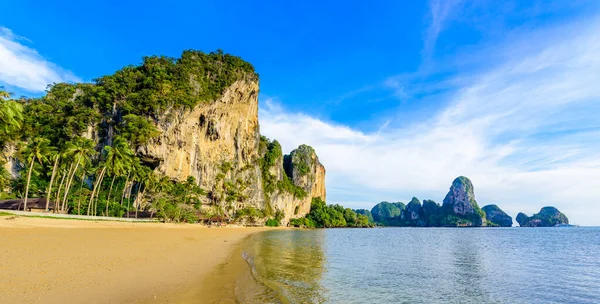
1,1,600,224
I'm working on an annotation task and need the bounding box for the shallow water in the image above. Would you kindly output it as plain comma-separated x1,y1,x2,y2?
239,227,600,303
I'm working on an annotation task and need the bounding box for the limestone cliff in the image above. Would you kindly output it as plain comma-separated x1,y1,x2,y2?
139,80,264,206
76,50,326,225
482,204,513,227
262,141,326,225
132,79,324,225
442,176,486,226
400,197,425,226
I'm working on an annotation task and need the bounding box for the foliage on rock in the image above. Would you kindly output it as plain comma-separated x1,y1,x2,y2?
516,207,568,227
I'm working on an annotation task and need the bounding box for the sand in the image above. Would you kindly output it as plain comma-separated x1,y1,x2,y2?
0,216,270,303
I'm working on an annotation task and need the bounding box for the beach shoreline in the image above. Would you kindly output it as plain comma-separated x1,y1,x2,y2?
0,215,274,303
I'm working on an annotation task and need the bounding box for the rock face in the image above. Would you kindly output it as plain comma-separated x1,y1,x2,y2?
516,213,529,226
516,207,569,227
142,80,261,190
1,144,19,179
401,197,424,226
482,205,513,227
442,176,486,226
269,144,326,225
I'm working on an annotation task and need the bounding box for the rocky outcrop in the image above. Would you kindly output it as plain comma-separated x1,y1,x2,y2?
482,204,513,227
371,201,405,224
284,145,326,201
1,144,19,179
422,199,442,226
101,62,325,225
140,81,265,211
441,176,486,226
516,207,568,227
269,144,326,225
401,197,424,226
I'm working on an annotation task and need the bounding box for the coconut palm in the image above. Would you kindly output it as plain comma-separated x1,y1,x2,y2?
61,138,95,212
132,161,151,218
154,175,173,193
124,157,142,218
19,138,54,211
86,136,133,216
0,89,23,139
44,151,61,211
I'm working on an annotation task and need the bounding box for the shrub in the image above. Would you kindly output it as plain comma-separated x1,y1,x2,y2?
265,218,279,227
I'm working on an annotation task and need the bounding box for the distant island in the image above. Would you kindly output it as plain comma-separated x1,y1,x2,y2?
356,176,569,228
516,207,570,227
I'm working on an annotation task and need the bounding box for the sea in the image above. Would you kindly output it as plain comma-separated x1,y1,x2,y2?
233,227,600,304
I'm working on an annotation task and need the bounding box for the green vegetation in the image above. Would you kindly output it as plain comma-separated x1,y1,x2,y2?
371,201,405,225
353,209,375,224
289,197,373,228
289,217,316,228
516,207,569,227
284,144,315,177
0,52,261,223
259,136,306,201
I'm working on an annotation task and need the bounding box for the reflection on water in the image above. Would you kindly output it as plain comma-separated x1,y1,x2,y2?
239,230,326,303
243,228,600,304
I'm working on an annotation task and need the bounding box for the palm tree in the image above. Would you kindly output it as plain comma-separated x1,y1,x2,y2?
124,157,142,218
88,136,133,216
45,151,61,211
102,136,134,215
61,138,95,213
19,138,54,211
154,175,173,193
148,175,172,218
0,89,23,139
132,164,153,219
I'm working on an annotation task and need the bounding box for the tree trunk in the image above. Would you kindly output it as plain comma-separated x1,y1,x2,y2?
93,169,106,216
61,158,81,212
87,166,106,216
106,175,117,216
120,173,130,207
23,155,36,212
135,184,145,219
127,178,135,218
77,172,85,215
54,172,67,214
45,156,59,212
59,163,75,212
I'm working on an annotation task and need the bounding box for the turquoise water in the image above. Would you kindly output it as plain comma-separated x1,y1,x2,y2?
240,227,600,303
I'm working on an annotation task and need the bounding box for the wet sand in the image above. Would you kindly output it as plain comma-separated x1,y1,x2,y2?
0,216,270,303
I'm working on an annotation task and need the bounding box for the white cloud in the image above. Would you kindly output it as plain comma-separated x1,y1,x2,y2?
260,17,600,225
0,27,80,92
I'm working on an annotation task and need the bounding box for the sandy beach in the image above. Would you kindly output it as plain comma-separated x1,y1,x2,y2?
0,215,270,303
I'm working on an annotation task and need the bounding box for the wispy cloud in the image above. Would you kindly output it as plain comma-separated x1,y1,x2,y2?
260,15,600,225
0,26,80,92
422,0,464,67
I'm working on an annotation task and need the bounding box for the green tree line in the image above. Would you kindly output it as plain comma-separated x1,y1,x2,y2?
289,197,373,228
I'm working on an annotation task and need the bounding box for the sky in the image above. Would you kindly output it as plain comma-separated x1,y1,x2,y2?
1,1,600,225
